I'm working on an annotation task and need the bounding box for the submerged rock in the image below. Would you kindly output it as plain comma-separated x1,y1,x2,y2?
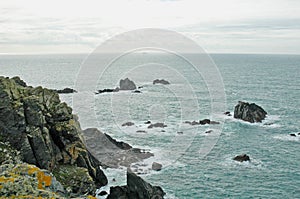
233,154,250,162
0,76,107,196
153,79,170,85
234,101,267,123
152,162,162,171
107,171,165,199
120,78,136,90
147,122,167,128
122,122,135,127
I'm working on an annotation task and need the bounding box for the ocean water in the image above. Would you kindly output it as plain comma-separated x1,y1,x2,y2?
0,53,299,198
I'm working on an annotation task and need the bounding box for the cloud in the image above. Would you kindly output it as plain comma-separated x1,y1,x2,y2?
0,0,300,54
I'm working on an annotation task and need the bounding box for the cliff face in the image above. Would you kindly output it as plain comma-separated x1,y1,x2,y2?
0,76,107,195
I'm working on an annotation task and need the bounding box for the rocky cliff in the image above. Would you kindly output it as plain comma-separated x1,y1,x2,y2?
0,76,107,196
0,76,165,198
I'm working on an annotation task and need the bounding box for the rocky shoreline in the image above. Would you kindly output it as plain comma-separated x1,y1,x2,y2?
0,76,165,198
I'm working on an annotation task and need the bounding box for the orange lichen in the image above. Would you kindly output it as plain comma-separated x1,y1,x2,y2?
87,196,97,199
37,171,52,189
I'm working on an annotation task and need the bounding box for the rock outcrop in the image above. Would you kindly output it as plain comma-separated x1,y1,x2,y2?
83,128,153,168
0,76,107,196
233,154,250,162
184,119,220,125
107,171,165,199
234,101,267,123
153,79,170,85
120,78,136,90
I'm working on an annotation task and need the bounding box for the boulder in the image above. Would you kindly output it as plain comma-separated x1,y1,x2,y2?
107,171,165,199
233,154,250,162
120,78,136,90
234,101,267,123
0,76,107,196
153,79,170,85
152,162,162,171
290,133,296,137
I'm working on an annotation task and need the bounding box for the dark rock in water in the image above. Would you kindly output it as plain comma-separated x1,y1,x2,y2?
120,78,136,90
132,90,142,93
200,119,220,125
144,120,151,124
290,133,296,137
153,79,170,85
99,191,108,196
234,101,267,123
148,122,167,128
96,87,119,94
0,76,107,196
122,121,135,127
199,119,211,125
298,133,300,135
83,128,153,168
107,171,165,199
136,130,147,133
233,154,250,162
138,86,143,89
152,162,162,171
205,130,213,134
224,111,232,116
54,87,77,94
177,131,183,134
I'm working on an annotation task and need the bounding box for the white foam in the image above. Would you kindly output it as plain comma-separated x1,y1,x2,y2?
273,134,300,142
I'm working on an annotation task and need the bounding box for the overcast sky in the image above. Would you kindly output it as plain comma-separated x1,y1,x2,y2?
1,0,300,54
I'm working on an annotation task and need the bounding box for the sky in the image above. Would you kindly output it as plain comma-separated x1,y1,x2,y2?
1,0,300,54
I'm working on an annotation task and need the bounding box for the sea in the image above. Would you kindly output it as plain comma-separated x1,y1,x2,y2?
0,53,299,199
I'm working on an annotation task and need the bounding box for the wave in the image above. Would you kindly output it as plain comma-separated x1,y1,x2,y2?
273,134,300,142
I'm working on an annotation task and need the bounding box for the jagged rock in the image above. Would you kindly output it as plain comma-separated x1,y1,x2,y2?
122,122,135,127
147,123,167,129
53,88,77,94
152,162,162,171
153,79,170,85
120,78,136,90
233,154,250,162
83,128,153,168
107,171,165,199
0,76,107,196
234,101,267,123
